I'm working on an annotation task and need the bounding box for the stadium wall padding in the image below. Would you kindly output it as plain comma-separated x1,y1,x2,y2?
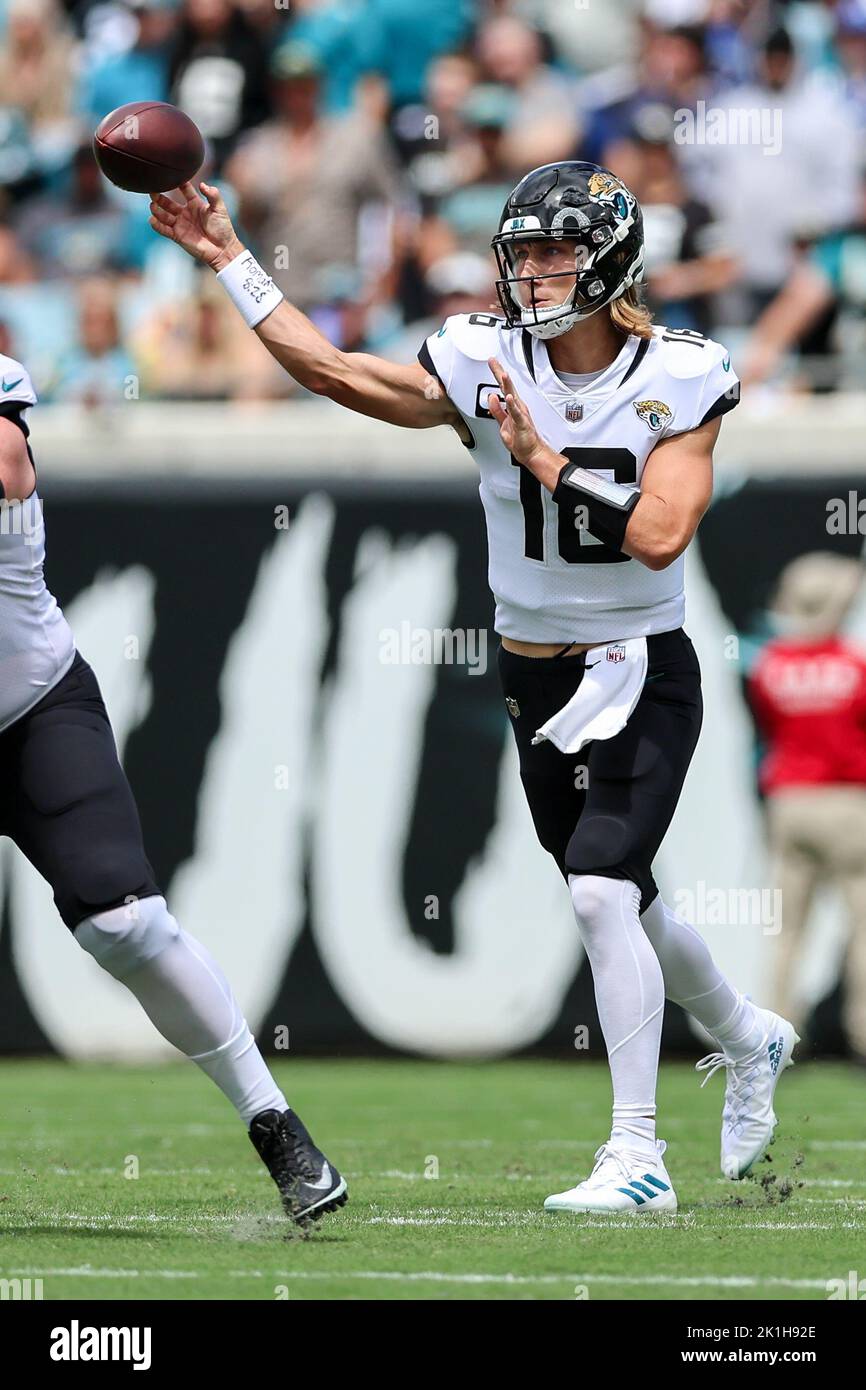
1,472,863,1059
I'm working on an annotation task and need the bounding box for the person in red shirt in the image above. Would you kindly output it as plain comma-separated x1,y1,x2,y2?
749,552,866,1057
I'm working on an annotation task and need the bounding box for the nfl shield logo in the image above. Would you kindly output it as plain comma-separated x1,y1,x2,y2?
606,645,626,663
564,401,583,423
505,695,520,717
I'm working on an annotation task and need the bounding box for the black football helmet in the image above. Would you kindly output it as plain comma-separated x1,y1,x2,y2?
491,161,645,339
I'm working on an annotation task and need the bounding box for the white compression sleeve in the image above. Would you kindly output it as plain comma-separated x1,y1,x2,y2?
639,894,765,1059
75,896,287,1125
569,874,664,1150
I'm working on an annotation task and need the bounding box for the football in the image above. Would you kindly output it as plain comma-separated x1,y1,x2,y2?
92,101,204,194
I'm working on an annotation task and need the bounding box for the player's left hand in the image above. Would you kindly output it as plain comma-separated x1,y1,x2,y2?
487,358,544,467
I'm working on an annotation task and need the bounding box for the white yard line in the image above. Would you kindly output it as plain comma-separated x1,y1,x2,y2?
2,1267,838,1290
0,1124,236,1146
2,1168,864,1190
713,1177,866,1189
368,1214,856,1231
805,1141,866,1150
0,1167,222,1177
332,1138,495,1147
257,1271,841,1289
15,1211,285,1231
5,1267,199,1279
779,1178,866,1188
5,1202,860,1234
798,1198,866,1207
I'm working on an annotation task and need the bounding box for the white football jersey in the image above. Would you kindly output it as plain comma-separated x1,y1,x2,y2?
0,354,75,732
420,316,740,643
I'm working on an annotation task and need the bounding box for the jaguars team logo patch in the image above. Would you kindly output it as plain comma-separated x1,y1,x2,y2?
634,399,672,432
505,696,520,718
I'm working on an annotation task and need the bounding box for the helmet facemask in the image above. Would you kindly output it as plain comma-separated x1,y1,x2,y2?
492,170,645,339
493,228,638,340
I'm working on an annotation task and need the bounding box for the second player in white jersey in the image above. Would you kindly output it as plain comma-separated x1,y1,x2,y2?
0,350,347,1227
0,353,75,731
420,316,739,643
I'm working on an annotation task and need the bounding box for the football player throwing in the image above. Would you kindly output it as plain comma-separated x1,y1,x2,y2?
149,161,799,1213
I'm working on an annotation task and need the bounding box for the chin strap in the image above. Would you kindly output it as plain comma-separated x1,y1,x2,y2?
520,269,635,338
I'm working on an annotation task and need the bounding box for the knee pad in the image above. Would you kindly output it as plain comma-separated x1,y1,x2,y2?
566,813,630,875
74,894,179,978
565,815,657,914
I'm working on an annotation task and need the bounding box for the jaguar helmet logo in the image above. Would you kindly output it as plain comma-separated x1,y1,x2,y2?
634,399,672,432
587,172,632,222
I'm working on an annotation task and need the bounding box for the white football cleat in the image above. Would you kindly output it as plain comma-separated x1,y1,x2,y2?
543,1139,677,1215
696,1006,800,1180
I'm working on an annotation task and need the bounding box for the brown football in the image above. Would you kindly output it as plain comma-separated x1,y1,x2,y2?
93,101,204,194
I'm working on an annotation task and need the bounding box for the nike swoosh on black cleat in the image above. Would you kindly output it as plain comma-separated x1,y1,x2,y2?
249,1108,348,1226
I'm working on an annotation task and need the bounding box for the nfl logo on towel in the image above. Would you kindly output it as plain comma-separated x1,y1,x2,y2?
606,644,626,663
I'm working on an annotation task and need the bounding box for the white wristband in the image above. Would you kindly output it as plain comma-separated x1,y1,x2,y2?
216,249,284,329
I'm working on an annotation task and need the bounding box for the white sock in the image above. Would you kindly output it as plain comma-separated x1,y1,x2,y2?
76,898,287,1126
640,895,766,1060
569,874,663,1155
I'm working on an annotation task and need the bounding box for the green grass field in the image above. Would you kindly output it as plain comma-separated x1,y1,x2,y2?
0,1057,863,1301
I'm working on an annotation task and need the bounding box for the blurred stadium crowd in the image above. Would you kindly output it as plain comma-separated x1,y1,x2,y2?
0,0,863,403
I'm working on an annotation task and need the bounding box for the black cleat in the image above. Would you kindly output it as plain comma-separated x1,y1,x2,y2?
249,1108,348,1226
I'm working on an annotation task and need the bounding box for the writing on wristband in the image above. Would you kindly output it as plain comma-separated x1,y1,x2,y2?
216,249,284,329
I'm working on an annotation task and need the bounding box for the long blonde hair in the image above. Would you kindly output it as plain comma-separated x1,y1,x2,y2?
609,284,654,340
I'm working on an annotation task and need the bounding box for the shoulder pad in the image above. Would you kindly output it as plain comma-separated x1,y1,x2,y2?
440,313,506,361
651,327,728,379
649,328,739,435
0,355,37,408
419,313,506,395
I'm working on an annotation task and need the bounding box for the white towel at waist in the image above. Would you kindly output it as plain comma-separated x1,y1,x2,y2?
531,637,648,755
